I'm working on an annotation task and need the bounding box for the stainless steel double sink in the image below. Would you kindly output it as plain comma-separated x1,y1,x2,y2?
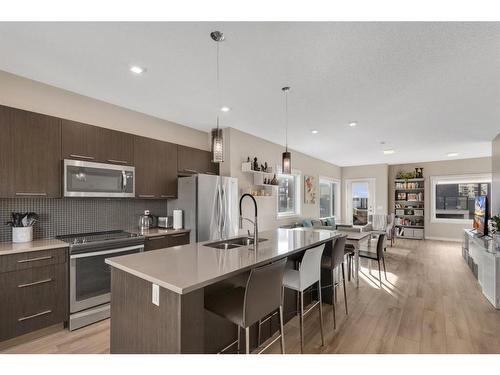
204,236,268,250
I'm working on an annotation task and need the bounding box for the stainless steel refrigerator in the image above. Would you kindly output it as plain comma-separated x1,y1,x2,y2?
168,174,239,243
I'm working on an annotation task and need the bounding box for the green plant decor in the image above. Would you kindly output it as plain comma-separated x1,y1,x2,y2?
491,215,500,232
396,171,417,181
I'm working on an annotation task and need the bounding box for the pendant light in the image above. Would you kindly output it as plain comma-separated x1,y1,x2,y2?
211,31,225,163
281,86,292,174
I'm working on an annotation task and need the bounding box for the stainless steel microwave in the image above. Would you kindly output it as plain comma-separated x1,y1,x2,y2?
63,159,135,198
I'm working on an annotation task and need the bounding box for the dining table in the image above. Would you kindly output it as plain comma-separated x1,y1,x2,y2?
335,230,372,287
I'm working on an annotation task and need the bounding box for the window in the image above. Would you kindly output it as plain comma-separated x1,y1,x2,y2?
431,174,492,223
277,172,301,217
319,178,339,219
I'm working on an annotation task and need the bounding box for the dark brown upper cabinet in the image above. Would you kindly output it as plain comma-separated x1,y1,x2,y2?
0,105,61,198
96,128,134,165
0,106,13,196
178,145,219,175
61,119,99,161
134,136,178,199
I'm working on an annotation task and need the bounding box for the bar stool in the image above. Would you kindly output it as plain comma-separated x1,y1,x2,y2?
283,244,325,353
205,257,287,354
321,235,348,330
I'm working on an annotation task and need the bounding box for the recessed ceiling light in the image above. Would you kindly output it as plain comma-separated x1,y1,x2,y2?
447,152,459,157
220,106,231,112
349,121,357,127
311,129,319,134
130,66,146,74
383,149,395,155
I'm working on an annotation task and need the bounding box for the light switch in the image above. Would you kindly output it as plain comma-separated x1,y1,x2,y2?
152,283,160,306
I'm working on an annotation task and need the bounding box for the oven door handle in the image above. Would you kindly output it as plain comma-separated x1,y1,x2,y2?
70,244,144,259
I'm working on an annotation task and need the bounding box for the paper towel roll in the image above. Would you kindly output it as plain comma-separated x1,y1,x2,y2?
173,209,183,230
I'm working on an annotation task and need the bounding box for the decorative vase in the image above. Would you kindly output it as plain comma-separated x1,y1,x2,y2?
12,227,33,243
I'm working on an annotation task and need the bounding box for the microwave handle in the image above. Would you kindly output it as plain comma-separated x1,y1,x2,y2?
122,170,127,191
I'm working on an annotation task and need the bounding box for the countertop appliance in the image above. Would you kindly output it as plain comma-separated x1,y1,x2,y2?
139,210,153,231
63,159,135,198
57,230,144,330
157,216,173,228
169,174,238,243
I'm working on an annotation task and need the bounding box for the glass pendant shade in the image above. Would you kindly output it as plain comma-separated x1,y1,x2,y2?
211,128,224,163
282,150,291,174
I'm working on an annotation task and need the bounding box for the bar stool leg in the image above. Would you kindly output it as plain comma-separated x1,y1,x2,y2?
342,263,348,315
377,260,382,287
237,326,241,354
279,305,285,354
257,319,261,348
382,257,388,280
245,327,250,354
300,291,304,354
318,281,325,346
331,268,336,330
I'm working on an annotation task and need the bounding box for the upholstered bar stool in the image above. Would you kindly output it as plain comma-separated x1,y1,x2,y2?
283,244,325,353
321,235,348,329
205,258,287,354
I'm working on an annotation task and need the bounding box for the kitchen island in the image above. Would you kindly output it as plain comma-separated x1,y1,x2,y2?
105,228,340,353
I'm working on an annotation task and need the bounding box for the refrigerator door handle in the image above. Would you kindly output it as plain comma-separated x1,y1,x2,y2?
217,182,223,238
221,186,226,236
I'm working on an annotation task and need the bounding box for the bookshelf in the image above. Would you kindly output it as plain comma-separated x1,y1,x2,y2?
394,178,425,240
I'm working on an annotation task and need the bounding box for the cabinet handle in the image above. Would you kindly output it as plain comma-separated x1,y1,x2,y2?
18,278,53,288
148,236,166,240
18,310,52,322
17,255,53,263
138,194,155,198
183,169,198,173
171,233,186,238
69,154,95,160
15,192,47,196
205,172,216,175
107,159,128,164
161,195,175,198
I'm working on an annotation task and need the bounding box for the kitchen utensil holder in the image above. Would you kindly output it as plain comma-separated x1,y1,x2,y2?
12,227,33,243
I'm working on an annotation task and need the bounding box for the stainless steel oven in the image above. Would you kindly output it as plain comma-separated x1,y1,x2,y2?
63,159,135,198
58,231,144,330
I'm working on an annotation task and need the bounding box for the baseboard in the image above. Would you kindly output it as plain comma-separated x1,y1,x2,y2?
424,236,462,243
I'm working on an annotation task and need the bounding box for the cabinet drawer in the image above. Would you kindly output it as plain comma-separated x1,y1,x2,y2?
167,232,190,247
144,235,169,251
0,248,68,274
0,263,68,342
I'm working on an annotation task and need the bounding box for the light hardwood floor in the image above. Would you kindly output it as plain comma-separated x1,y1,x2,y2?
3,239,500,354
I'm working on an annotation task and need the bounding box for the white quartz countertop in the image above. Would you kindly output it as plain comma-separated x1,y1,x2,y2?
0,238,68,256
106,228,340,295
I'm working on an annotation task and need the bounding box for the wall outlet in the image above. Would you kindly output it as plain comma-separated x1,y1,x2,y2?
152,283,160,306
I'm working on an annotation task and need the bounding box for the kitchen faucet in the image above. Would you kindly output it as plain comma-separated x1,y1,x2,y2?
239,193,258,250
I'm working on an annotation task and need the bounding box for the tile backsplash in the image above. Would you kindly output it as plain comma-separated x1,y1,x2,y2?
0,198,168,242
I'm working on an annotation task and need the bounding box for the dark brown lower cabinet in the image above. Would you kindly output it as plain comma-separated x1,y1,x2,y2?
0,248,68,342
144,231,190,252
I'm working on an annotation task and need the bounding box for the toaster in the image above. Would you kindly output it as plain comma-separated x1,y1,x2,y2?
157,216,173,229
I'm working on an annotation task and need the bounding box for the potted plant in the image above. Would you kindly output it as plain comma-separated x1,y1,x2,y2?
490,214,500,249
5,212,39,243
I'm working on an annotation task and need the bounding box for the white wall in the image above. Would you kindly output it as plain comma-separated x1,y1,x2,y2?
222,128,342,232
0,70,210,150
389,157,492,241
340,164,389,221
493,133,500,215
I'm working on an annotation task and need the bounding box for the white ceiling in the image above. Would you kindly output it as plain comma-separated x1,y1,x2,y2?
0,22,499,166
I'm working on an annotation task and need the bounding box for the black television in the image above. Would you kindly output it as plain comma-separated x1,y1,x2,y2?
473,196,488,236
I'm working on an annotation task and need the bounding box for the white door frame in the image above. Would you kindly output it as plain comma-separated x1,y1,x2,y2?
344,178,376,225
